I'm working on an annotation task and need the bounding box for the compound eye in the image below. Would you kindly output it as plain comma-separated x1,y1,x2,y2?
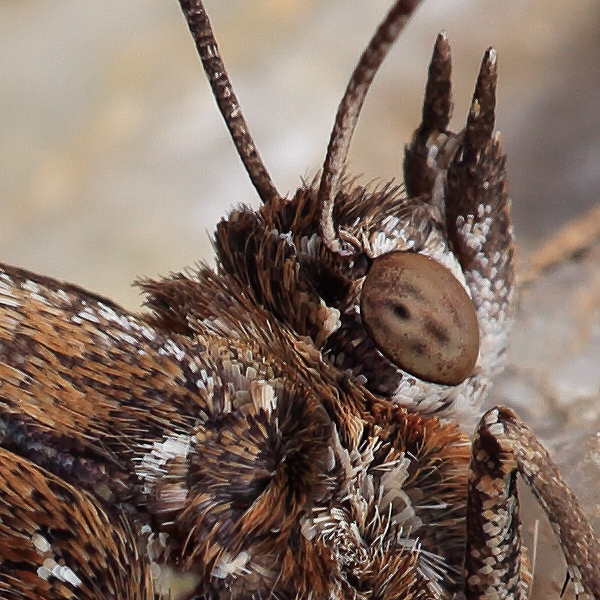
360,251,479,385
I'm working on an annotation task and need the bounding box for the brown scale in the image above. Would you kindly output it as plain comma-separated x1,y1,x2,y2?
0,448,154,600
0,0,599,599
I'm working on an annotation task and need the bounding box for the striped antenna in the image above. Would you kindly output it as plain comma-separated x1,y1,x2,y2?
179,0,281,205
317,0,424,252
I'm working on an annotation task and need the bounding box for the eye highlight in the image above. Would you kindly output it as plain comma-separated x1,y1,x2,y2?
360,251,479,385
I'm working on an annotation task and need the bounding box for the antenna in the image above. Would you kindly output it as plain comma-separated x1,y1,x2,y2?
317,0,424,252
179,0,281,205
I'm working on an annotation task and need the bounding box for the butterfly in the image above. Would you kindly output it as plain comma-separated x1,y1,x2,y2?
0,1,598,599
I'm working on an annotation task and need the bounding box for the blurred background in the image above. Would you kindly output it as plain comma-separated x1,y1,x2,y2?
1,0,600,597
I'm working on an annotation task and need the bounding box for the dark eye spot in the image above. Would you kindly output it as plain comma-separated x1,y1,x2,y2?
409,341,427,356
393,304,410,320
425,320,450,345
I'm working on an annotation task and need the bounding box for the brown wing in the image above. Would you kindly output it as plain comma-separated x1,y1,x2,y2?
0,447,154,600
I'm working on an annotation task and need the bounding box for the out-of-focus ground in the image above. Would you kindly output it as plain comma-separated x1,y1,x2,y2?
1,1,600,598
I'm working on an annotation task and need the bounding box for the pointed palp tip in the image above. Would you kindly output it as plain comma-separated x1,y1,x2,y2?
476,47,498,92
436,31,449,44
429,31,452,81
433,31,451,56
485,47,497,65
481,47,498,76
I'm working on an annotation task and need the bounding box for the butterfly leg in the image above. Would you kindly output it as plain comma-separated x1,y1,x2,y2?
465,406,600,599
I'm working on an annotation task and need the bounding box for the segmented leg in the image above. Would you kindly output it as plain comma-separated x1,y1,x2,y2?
466,407,600,599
